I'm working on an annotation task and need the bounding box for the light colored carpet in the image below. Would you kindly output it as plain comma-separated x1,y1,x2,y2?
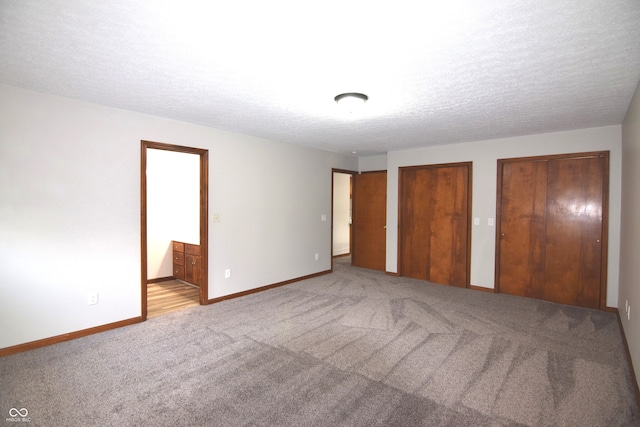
1,257,638,426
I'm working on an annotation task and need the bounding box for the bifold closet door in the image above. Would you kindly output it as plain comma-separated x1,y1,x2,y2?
497,153,607,309
352,171,387,271
545,156,604,308
399,168,431,280
400,163,470,287
497,160,548,300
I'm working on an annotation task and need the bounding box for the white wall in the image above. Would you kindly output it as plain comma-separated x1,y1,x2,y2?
359,154,387,172
620,81,640,384
332,172,351,256
386,126,622,307
147,149,200,279
0,84,357,349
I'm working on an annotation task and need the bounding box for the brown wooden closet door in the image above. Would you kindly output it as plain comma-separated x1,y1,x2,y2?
400,164,470,287
400,168,431,280
498,160,548,299
544,156,603,308
352,171,387,271
429,166,469,286
497,153,606,309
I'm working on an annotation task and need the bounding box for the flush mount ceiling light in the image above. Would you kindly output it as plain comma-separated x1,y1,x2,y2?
334,93,368,113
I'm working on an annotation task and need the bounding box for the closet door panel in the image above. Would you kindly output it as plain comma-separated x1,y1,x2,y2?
400,163,471,287
498,161,547,299
544,156,603,308
400,169,431,280
429,166,469,287
496,152,607,309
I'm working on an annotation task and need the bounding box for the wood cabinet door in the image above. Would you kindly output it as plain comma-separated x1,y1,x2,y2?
185,254,201,287
400,163,471,287
497,152,607,309
352,171,387,271
172,241,185,280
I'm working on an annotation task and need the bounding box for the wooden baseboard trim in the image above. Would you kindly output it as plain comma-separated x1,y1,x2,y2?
207,270,332,305
615,308,640,410
0,316,144,357
385,271,399,276
469,284,496,293
147,276,175,284
1,270,333,357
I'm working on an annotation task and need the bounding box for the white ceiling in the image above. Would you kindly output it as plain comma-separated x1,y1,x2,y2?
1,1,640,156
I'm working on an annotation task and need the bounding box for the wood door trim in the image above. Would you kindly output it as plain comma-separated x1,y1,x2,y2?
494,151,609,310
398,161,472,286
600,152,610,310
141,140,209,319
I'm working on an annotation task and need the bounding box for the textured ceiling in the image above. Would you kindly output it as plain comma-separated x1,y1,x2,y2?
1,1,640,156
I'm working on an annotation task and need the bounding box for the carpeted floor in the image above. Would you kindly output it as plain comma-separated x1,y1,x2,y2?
1,257,638,426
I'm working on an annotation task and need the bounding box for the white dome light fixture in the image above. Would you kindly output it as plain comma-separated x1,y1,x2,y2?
334,92,368,113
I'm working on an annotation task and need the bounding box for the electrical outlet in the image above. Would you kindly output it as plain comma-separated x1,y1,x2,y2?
224,269,231,279
88,292,98,305
315,253,319,261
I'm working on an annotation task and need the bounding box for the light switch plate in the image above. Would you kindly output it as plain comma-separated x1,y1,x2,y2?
88,292,98,305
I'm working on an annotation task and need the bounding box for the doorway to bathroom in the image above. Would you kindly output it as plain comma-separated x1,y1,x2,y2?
140,140,209,319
